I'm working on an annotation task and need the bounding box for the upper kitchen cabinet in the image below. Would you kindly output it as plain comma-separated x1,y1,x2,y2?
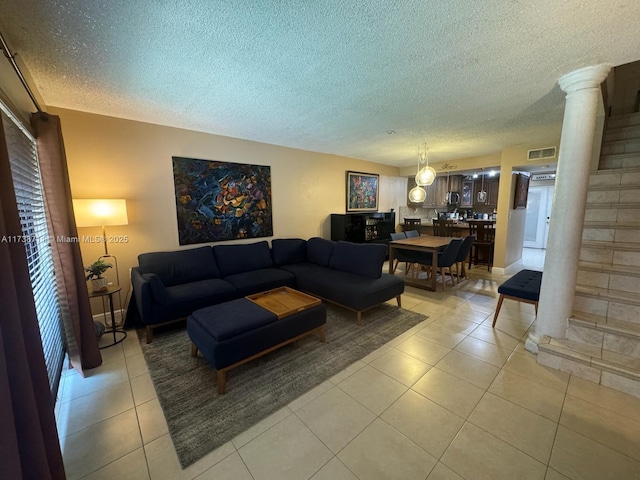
407,174,467,207
473,176,500,206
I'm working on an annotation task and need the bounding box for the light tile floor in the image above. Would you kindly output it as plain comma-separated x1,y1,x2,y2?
56,248,640,479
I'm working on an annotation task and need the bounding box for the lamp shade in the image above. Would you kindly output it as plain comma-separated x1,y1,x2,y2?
408,186,427,203
73,199,128,227
415,166,436,186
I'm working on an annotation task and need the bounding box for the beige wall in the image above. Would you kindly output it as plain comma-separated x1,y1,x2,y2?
50,108,404,295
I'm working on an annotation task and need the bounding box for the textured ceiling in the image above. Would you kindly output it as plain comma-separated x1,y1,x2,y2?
1,1,639,167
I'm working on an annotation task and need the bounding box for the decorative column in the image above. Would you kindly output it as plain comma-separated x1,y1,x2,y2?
526,64,611,353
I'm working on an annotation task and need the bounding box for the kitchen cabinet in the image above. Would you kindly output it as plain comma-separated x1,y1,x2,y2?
408,174,465,207
473,177,500,206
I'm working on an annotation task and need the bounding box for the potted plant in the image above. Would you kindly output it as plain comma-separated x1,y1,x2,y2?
85,259,112,292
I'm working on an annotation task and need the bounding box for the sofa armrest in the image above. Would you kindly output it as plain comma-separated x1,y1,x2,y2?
142,273,168,303
131,267,156,322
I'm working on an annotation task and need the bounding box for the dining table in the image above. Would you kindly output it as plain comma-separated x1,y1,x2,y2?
388,235,458,291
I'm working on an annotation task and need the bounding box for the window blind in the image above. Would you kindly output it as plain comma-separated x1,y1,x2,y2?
1,104,65,398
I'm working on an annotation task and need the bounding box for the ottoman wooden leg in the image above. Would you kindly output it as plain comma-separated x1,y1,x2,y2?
396,295,402,307
191,343,198,357
217,370,227,394
318,325,326,343
492,294,505,327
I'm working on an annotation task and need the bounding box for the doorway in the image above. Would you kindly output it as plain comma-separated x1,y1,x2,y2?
524,185,554,249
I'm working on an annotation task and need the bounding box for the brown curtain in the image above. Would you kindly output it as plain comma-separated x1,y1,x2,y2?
31,113,102,374
0,116,66,479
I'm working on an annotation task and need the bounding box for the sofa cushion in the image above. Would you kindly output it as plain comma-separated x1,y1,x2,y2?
165,279,236,305
271,238,307,266
294,268,404,311
138,247,219,287
329,241,386,279
306,237,336,266
213,241,273,277
223,268,296,297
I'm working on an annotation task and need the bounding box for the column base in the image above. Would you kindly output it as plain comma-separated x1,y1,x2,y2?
525,330,543,354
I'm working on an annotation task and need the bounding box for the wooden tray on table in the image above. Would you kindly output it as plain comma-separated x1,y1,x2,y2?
246,287,321,319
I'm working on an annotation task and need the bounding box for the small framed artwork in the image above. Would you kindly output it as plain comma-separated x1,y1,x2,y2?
513,173,530,209
346,171,379,212
461,180,474,207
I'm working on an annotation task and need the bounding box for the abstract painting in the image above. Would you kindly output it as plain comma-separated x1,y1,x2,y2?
173,157,272,245
346,171,379,212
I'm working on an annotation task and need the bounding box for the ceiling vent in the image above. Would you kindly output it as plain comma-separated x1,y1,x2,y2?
527,146,557,161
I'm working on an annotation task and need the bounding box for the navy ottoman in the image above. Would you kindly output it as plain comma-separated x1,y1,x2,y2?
493,269,542,327
188,297,326,393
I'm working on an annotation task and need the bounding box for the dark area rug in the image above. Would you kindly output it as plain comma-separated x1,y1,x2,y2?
138,303,427,468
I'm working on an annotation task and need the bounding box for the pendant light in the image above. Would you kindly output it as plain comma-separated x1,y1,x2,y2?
477,169,487,203
409,143,435,203
415,143,436,187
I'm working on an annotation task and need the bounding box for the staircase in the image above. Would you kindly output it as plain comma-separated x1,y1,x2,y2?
537,112,640,399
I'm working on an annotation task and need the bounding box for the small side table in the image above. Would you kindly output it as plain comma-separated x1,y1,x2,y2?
89,285,127,349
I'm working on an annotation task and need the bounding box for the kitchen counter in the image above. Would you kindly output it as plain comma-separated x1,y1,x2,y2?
401,219,495,237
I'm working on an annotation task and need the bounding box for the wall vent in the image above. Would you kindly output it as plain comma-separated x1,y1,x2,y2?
527,146,557,161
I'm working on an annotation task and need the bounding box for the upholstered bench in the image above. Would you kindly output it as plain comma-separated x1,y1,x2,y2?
187,296,326,393
492,269,542,327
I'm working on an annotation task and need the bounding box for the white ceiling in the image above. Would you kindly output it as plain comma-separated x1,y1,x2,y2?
1,0,639,167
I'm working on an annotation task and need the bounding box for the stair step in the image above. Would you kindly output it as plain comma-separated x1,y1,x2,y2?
601,139,640,156
582,226,640,245
603,124,640,142
599,153,640,170
580,240,640,251
588,169,640,187
583,221,640,229
591,166,640,175
575,284,640,306
569,314,640,341
537,338,640,399
607,113,640,129
586,187,638,205
579,261,640,277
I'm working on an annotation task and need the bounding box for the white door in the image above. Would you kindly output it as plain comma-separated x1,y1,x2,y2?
524,186,553,249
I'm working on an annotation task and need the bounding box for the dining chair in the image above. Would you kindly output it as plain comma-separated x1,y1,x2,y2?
415,238,463,290
432,218,455,237
454,235,475,282
389,232,418,275
405,230,420,238
468,221,496,272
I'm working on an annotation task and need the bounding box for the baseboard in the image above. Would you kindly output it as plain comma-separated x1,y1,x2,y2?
93,309,124,327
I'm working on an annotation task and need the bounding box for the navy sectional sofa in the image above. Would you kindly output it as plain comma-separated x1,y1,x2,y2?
131,237,404,342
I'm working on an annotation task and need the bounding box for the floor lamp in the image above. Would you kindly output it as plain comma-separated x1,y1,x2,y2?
73,199,129,325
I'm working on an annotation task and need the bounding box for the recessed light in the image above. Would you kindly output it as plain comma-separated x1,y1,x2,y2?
386,130,395,134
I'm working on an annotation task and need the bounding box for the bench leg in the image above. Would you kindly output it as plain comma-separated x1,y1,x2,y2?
191,343,198,357
492,294,505,327
396,295,402,308
356,311,362,325
535,302,538,315
217,370,227,394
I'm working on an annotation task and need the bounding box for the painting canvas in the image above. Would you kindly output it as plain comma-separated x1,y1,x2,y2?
173,157,272,245
346,171,379,212
513,173,530,209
